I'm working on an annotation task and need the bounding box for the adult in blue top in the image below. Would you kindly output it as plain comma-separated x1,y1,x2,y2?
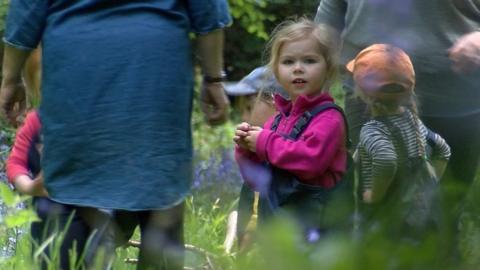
0,1,231,269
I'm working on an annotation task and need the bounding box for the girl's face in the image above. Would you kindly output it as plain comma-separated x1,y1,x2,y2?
276,37,327,101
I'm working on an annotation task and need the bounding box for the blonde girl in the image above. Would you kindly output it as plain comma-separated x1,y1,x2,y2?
234,18,348,240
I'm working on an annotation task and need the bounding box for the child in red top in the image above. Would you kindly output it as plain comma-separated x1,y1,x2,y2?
234,18,347,240
7,111,115,269
6,110,90,269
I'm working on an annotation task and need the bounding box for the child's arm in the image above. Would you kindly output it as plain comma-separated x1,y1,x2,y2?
360,123,398,203
252,110,345,181
427,130,451,179
6,111,47,196
234,117,275,190
368,161,397,203
13,173,48,197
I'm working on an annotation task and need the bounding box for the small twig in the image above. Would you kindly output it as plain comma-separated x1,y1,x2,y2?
124,258,138,264
127,239,141,248
125,258,205,270
185,244,217,259
223,210,238,254
125,240,217,269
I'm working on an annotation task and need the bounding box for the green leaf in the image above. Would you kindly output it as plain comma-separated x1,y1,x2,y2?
5,208,40,228
0,182,16,207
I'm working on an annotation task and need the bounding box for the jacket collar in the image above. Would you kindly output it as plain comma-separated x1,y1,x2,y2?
274,92,334,117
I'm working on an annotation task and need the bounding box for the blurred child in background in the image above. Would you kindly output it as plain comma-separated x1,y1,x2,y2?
6,110,91,269
225,66,280,251
348,44,451,239
6,49,114,268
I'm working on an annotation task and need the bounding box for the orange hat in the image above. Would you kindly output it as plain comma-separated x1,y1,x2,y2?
346,44,415,102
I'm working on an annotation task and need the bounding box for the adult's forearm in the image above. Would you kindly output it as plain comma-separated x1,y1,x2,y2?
196,29,225,77
0,44,31,124
314,0,347,32
2,44,30,85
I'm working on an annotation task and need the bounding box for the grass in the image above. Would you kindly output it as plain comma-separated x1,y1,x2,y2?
1,85,480,269
1,147,480,270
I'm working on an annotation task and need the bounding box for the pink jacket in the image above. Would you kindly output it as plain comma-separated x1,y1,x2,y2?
236,92,347,188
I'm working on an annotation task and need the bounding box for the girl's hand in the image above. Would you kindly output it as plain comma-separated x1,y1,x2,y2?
245,127,262,152
234,122,251,149
13,173,49,197
31,173,49,197
235,122,251,134
362,189,373,204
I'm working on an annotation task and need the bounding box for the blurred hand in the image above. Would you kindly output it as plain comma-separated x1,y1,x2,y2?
200,81,230,126
245,127,262,152
0,82,26,127
13,173,49,197
31,173,49,197
233,122,251,150
362,189,373,204
449,31,480,74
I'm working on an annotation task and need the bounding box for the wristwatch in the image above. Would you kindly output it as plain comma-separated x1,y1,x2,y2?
203,71,227,83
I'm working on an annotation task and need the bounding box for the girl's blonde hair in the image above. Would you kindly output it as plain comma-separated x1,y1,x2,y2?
264,17,338,90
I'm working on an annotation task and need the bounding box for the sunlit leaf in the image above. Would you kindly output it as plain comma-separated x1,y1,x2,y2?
0,182,16,207
5,209,40,228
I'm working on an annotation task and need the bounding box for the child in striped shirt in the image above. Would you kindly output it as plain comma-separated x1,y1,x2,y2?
347,44,450,236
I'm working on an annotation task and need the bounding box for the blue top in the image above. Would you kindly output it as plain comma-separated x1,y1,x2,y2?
4,0,231,210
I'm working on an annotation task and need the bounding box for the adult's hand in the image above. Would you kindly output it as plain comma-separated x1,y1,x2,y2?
197,29,229,125
200,81,230,126
0,82,26,127
449,31,480,74
1,45,31,126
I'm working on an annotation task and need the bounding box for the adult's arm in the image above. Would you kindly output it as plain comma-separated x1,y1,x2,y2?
314,0,348,59
0,45,29,126
0,0,48,125
197,30,230,125
186,0,232,126
315,0,347,36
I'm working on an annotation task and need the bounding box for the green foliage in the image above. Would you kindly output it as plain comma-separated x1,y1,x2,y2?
0,0,9,33
184,195,237,269
0,182,39,269
191,75,235,161
225,0,320,80
228,0,275,41
0,183,39,229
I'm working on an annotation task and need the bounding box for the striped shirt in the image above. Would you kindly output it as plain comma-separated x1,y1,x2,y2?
358,110,451,193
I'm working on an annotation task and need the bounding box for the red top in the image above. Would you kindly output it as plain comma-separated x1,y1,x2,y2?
6,111,41,182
